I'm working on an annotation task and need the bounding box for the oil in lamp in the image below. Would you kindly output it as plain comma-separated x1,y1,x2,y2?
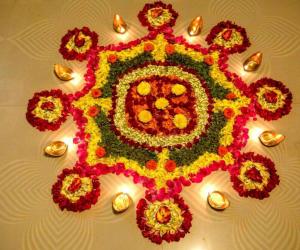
207,191,229,211
187,16,203,36
113,14,127,34
112,192,132,213
243,52,263,72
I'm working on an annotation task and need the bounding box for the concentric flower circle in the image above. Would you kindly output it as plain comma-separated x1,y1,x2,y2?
136,195,192,244
26,89,70,131
250,78,292,120
206,21,250,53
109,62,212,150
138,1,178,32
229,152,280,199
52,167,100,212
59,27,98,61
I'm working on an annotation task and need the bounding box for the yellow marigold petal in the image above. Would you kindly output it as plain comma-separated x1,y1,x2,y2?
137,81,151,96
138,110,152,123
171,84,186,95
173,114,188,129
155,97,169,109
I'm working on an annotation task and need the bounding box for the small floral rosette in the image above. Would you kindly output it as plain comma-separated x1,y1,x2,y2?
52,167,100,212
229,152,280,199
250,78,292,120
59,26,98,61
136,195,192,244
26,89,70,131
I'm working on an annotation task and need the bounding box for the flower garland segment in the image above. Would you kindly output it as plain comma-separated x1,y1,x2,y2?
26,89,70,131
24,0,294,245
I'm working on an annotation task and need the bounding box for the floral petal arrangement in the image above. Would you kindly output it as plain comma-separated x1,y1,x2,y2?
26,1,292,245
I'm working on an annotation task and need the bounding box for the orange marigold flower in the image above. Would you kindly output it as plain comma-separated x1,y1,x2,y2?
91,89,102,98
165,44,175,55
146,160,157,170
226,92,236,100
204,56,214,66
218,146,228,157
223,107,235,119
108,54,118,63
96,147,106,158
88,106,100,117
165,160,176,172
144,42,154,52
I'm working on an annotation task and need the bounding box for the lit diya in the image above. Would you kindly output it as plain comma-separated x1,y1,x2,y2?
259,130,285,147
243,52,263,72
188,16,203,36
112,192,132,213
44,141,68,157
207,191,230,211
54,64,74,81
113,14,127,34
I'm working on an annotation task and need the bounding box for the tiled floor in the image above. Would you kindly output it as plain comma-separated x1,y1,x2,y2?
0,0,299,249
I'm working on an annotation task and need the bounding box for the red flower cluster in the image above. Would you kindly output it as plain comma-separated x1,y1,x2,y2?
26,89,70,131
52,168,100,212
263,91,277,104
245,167,263,183
229,152,280,199
250,78,292,120
59,27,98,61
136,195,192,244
138,1,178,32
41,101,55,111
206,20,251,54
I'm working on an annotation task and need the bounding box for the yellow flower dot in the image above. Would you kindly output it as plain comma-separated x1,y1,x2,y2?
138,110,152,123
173,114,188,129
137,81,151,96
171,84,186,95
155,98,169,110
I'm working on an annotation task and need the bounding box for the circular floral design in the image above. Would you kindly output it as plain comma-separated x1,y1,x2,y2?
229,152,280,199
138,1,178,32
136,195,192,244
52,167,100,212
250,78,292,120
25,1,294,244
206,20,250,54
59,27,98,61
26,89,70,131
109,62,212,150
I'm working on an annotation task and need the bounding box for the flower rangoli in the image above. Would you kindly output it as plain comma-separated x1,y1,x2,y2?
26,1,292,244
